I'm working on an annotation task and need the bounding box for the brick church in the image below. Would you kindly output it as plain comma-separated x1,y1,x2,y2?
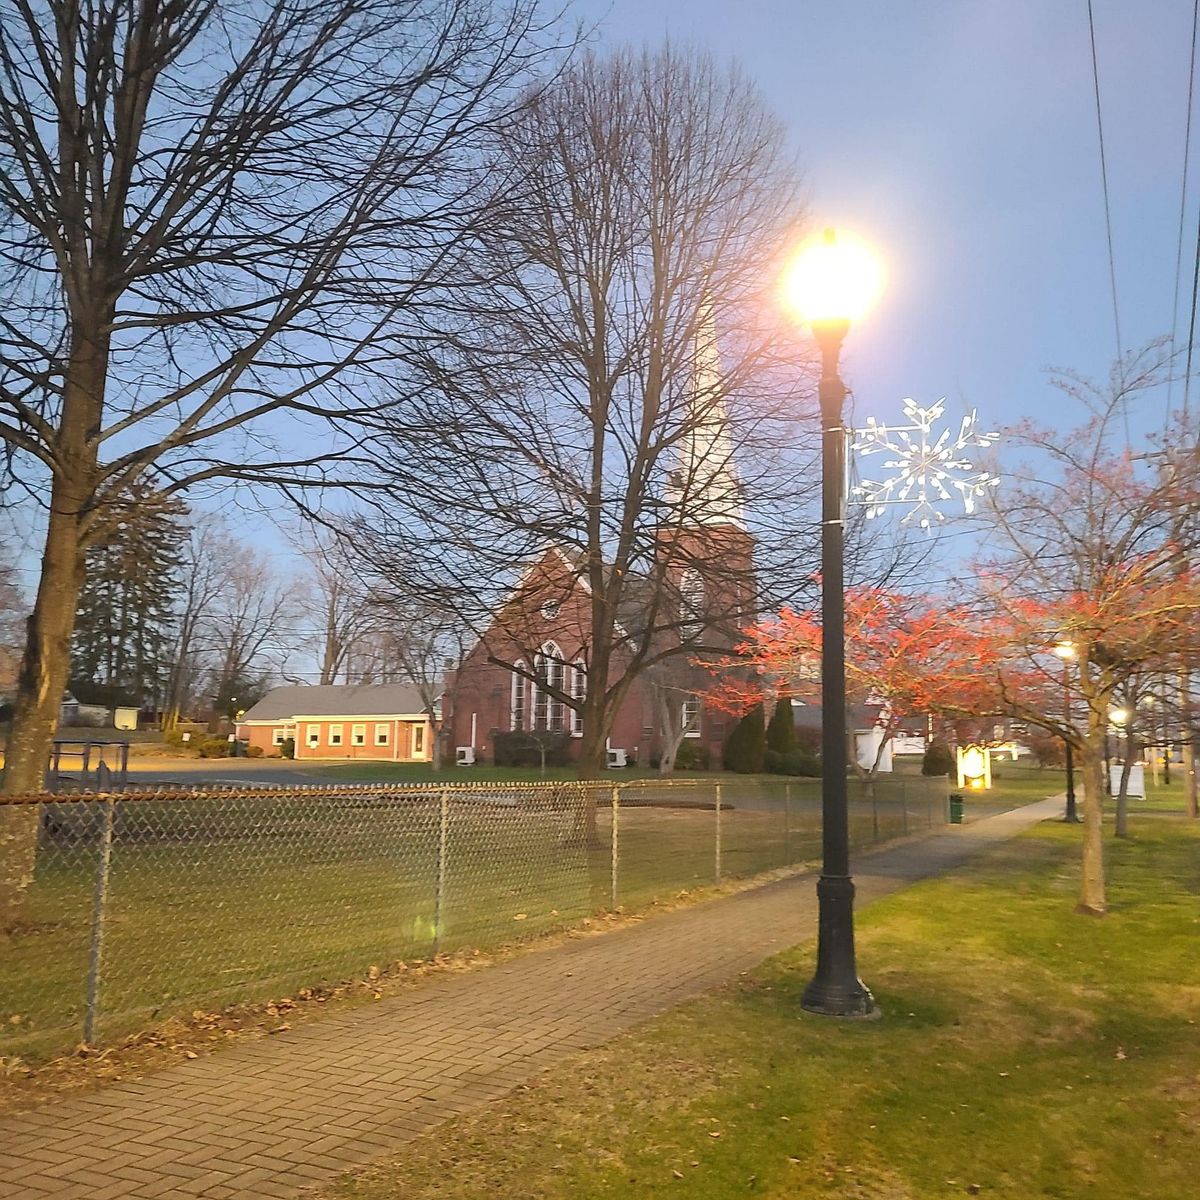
446,305,756,770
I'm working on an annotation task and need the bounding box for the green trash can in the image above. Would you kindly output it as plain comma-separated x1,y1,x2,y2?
949,793,964,824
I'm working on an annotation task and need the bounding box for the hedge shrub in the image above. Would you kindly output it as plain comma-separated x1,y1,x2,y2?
493,729,571,767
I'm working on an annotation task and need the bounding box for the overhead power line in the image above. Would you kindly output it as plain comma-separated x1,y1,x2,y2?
1087,0,1129,443
1169,0,1200,422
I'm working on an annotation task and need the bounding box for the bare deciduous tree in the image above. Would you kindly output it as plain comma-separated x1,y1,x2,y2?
362,47,811,816
303,539,382,687
954,355,1200,916
196,541,303,724
161,520,228,730
0,0,565,794
0,545,22,694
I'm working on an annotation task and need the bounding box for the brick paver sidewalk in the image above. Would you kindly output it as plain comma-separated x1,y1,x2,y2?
0,798,1061,1200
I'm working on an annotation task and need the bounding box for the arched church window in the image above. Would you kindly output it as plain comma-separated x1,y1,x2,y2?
571,660,585,736
511,661,526,731
534,642,566,732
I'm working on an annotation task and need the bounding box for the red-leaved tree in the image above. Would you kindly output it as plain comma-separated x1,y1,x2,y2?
940,381,1200,916
709,588,981,774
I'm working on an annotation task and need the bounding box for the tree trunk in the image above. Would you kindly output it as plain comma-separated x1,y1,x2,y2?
1,482,90,928
1077,737,1107,916
4,502,88,793
0,801,39,932
655,687,691,777
568,710,607,847
1181,669,1198,819
1114,733,1137,839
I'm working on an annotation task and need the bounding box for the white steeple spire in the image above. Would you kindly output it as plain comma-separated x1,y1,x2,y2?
665,289,745,529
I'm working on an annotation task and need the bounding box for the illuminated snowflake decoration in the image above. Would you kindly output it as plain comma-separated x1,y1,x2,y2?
850,398,998,530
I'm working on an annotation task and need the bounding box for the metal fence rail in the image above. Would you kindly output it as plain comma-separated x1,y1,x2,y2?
0,775,948,1059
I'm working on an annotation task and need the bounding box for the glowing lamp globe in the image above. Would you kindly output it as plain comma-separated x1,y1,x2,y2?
961,745,986,780
1109,707,1129,726
1052,641,1076,660
781,228,884,328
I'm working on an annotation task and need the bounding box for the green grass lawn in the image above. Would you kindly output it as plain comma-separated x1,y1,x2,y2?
323,813,1200,1200
1,778,950,1060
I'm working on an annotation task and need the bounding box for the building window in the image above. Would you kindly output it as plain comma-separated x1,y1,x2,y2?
532,643,566,732
375,723,390,746
548,658,565,732
540,600,560,620
682,695,702,738
412,725,425,755
352,724,366,746
306,724,320,747
511,661,526,731
571,660,585,737
329,724,343,747
272,727,286,746
679,568,705,638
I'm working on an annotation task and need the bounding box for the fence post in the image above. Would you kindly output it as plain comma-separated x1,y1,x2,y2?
714,782,722,883
433,790,449,956
610,785,620,909
83,795,116,1046
783,781,791,865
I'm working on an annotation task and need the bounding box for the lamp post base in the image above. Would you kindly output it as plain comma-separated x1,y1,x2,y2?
801,977,879,1018
801,874,879,1018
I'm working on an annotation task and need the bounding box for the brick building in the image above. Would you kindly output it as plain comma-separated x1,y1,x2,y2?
237,683,433,761
446,304,756,769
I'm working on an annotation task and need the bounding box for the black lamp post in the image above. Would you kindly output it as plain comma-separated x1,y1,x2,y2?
784,228,878,1019
801,317,876,1018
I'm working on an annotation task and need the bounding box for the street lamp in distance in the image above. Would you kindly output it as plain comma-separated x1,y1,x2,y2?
1052,641,1080,823
782,228,883,1019
1107,706,1130,796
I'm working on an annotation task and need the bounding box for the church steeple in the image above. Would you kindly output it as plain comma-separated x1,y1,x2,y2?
664,290,744,529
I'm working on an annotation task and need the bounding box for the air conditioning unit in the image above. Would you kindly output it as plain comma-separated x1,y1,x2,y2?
456,746,476,766
606,747,627,769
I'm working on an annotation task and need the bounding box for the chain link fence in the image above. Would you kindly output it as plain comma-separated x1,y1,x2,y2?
0,775,948,1059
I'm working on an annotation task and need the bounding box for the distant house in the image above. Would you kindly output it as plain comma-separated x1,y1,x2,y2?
59,691,140,731
236,683,434,761
794,701,895,774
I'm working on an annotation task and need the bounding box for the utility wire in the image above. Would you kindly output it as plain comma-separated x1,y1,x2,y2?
1185,188,1200,419
1087,0,1129,442
1169,0,1200,422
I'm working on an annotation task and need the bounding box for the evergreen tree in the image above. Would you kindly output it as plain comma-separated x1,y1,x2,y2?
723,702,766,773
922,739,955,777
72,483,188,709
766,695,797,754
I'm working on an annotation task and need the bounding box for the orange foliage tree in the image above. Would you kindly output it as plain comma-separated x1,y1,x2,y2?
708,588,982,775
941,385,1200,917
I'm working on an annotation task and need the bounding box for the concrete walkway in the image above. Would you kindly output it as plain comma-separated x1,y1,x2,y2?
0,798,1061,1200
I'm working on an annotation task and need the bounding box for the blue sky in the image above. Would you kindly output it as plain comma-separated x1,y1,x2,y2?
5,1,1190,605
578,0,1195,440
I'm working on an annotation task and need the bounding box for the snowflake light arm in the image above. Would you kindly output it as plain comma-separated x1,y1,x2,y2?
849,398,998,530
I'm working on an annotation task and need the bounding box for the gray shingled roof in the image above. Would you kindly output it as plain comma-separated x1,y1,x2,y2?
240,683,428,721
